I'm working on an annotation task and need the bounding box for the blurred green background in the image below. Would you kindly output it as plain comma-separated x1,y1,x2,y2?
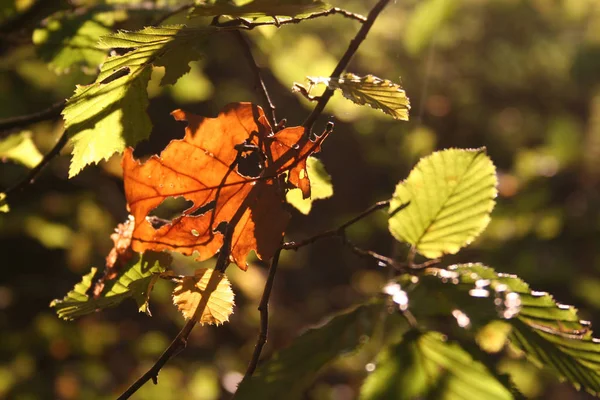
1,0,599,398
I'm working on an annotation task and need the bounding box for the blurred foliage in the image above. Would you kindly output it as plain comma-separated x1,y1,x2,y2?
0,0,599,399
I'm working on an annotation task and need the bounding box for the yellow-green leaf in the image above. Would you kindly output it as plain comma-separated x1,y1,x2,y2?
286,156,333,214
301,73,411,120
388,148,497,258
0,193,8,213
191,0,331,19
64,25,212,177
0,131,43,168
172,268,234,325
51,252,171,320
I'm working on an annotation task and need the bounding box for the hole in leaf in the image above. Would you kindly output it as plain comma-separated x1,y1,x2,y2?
189,200,215,217
148,197,194,221
237,150,264,178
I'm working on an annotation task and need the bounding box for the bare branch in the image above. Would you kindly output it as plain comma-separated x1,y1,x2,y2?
0,100,66,136
243,246,282,379
303,0,391,131
2,130,68,198
233,31,278,130
282,200,395,250
212,7,366,29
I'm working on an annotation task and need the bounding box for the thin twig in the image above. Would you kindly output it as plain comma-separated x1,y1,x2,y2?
212,7,366,30
303,0,391,131
118,226,235,400
233,31,278,129
2,130,68,197
283,200,392,250
0,100,66,136
243,246,282,379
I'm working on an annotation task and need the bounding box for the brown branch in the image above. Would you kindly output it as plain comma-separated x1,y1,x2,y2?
2,130,68,198
212,7,366,30
243,245,282,379
233,31,278,130
282,200,396,250
0,100,66,136
303,0,391,131
152,3,194,26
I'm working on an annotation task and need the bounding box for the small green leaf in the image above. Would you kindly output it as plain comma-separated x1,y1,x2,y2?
0,131,43,168
300,73,411,120
286,156,333,214
388,148,497,258
32,8,125,73
360,330,514,400
51,252,171,320
235,302,381,400
64,25,212,177
191,0,331,19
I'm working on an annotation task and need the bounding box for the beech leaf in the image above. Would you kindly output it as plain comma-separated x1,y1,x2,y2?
297,73,411,120
172,268,234,324
63,25,212,177
123,102,329,269
50,251,171,320
388,148,497,258
360,330,514,400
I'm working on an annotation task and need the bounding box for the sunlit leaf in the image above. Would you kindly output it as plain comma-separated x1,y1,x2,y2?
50,252,171,320
123,102,329,269
388,148,497,258
299,73,410,120
286,156,333,214
63,25,212,177
191,0,331,20
236,302,382,400
0,131,43,168
172,268,234,324
404,263,600,396
360,330,514,400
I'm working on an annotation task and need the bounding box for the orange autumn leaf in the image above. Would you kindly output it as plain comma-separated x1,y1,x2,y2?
122,102,329,270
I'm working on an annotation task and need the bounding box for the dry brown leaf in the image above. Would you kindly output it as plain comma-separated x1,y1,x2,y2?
172,268,234,324
122,102,329,269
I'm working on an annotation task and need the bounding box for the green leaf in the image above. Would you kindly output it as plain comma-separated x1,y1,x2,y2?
63,25,212,177
32,8,126,73
0,131,43,168
191,0,331,19
235,302,382,400
305,74,411,120
405,263,600,396
286,156,333,214
388,148,497,258
51,252,171,320
360,330,514,400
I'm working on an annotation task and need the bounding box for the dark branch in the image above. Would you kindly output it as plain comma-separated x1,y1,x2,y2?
152,3,194,26
282,200,393,250
213,7,366,30
233,31,278,130
243,246,282,379
303,0,391,131
0,100,66,136
2,130,68,198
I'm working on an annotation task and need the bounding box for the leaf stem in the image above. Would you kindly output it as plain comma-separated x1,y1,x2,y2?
303,0,391,131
